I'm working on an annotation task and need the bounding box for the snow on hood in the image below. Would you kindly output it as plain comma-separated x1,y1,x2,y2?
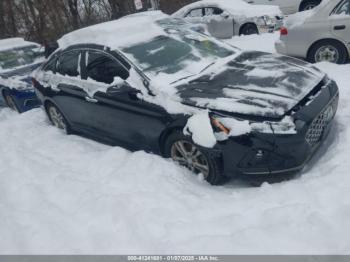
175,51,325,118
0,38,40,52
172,0,282,18
58,11,169,50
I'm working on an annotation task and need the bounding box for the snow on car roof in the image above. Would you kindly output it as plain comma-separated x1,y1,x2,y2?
0,38,39,52
172,0,282,18
58,11,169,50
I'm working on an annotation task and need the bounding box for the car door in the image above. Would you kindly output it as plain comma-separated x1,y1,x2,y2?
330,0,350,45
50,49,94,130
203,7,234,38
81,49,171,152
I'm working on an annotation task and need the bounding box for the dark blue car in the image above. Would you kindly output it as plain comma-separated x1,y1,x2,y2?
0,38,45,113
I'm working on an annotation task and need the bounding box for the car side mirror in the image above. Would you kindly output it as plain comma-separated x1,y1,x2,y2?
108,81,141,100
220,11,230,19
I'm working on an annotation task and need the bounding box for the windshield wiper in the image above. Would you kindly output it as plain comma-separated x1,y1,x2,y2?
170,62,217,85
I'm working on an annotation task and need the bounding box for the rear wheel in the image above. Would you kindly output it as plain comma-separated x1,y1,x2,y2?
307,40,348,64
240,23,259,36
164,131,225,185
46,103,70,134
3,91,19,113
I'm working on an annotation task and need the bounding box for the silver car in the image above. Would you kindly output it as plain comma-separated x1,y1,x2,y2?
276,0,350,64
172,0,283,39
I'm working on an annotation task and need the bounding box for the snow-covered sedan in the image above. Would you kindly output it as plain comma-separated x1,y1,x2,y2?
276,0,350,64
172,0,283,38
33,12,338,185
0,38,44,113
244,0,322,15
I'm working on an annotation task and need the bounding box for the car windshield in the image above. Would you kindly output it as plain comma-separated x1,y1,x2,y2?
0,45,43,71
121,25,236,81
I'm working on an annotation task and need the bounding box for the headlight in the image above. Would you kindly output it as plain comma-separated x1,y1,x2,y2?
210,114,297,139
257,15,274,26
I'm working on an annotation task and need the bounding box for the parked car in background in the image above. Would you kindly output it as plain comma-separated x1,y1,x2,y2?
32,11,339,185
0,38,44,113
276,0,350,64
244,0,322,14
172,0,283,38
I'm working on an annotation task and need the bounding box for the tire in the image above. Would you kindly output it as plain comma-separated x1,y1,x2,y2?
46,102,70,134
299,0,321,11
3,91,19,113
240,24,259,36
307,40,348,64
163,131,225,185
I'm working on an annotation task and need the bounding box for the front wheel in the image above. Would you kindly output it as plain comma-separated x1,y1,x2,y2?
3,91,19,113
307,40,348,64
164,131,225,185
46,103,70,134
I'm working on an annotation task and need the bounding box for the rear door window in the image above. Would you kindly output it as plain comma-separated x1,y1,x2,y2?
332,0,350,15
204,7,223,16
186,8,204,18
57,50,81,77
85,51,129,85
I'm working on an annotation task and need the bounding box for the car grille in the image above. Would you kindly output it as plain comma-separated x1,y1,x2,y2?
305,93,339,147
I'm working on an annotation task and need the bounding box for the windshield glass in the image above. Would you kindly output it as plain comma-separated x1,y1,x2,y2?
121,22,236,82
0,45,44,71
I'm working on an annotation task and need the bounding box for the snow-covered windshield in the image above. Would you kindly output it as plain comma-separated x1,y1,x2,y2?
0,45,43,71
121,27,235,80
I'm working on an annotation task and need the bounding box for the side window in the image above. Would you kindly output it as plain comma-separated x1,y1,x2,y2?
332,0,350,15
43,57,57,72
186,8,204,18
204,7,223,16
57,50,80,77
86,51,129,85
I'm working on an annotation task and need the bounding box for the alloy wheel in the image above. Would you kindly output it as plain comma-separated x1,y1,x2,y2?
171,140,210,178
315,45,340,63
49,106,67,131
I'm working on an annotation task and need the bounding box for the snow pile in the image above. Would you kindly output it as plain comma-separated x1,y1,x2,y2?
0,76,29,90
0,38,39,52
58,11,169,50
184,111,216,148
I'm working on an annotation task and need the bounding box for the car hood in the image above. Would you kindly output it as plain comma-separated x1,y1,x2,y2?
176,51,325,119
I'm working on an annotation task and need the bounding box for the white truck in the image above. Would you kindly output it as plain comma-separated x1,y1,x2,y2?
244,0,322,14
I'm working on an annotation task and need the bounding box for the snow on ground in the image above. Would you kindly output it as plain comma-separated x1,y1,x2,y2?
1,32,350,254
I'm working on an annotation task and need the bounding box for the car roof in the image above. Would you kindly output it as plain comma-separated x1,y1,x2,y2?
0,38,40,52
172,0,281,18
58,11,170,51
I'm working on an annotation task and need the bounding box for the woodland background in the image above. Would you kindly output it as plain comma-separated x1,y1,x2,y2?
0,0,196,44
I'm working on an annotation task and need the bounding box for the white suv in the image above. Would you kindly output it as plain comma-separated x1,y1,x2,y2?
244,0,322,14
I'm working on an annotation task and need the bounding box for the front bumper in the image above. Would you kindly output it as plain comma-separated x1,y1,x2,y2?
217,80,339,182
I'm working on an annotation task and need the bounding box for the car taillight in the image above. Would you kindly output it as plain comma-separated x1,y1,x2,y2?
280,27,288,36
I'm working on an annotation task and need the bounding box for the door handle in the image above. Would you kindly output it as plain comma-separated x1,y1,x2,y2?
334,25,346,30
85,96,98,103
